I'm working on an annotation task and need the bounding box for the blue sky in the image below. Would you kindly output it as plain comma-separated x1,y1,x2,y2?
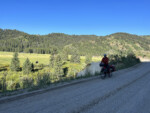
0,0,150,36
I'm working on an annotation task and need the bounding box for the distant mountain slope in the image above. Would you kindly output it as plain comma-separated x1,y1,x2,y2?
0,29,149,56
0,29,28,40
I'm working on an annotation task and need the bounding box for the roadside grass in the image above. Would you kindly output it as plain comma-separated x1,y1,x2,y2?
0,51,102,95
0,51,140,96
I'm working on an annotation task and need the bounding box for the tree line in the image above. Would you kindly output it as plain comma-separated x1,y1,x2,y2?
0,29,150,56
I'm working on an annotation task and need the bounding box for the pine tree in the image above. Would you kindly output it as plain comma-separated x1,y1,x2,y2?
49,54,55,68
61,46,70,61
49,48,57,69
23,58,32,74
54,55,64,78
70,47,80,63
10,52,20,71
71,53,80,63
61,51,68,62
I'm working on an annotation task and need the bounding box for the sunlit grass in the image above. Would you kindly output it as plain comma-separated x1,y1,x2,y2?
0,51,102,77
0,51,102,67
0,51,50,66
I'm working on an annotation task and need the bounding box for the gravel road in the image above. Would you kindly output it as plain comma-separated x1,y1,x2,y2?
0,62,150,113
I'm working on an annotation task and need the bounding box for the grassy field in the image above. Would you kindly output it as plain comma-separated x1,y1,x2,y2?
0,51,50,67
0,51,101,67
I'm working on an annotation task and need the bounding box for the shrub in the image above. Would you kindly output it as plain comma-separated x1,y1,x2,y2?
0,81,2,91
36,73,51,87
22,77,34,89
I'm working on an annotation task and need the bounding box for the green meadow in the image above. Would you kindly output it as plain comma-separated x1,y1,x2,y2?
0,51,50,67
0,51,101,66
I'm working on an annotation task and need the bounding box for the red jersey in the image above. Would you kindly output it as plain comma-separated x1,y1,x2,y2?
101,57,109,65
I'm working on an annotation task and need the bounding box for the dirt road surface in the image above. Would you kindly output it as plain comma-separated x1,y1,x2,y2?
0,61,150,113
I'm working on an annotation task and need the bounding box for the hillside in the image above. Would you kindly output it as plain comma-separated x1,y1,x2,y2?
0,29,150,57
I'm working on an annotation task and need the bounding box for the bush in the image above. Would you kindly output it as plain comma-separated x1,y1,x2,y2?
22,77,34,89
7,81,20,91
15,82,20,90
36,73,51,87
0,81,2,91
109,53,140,70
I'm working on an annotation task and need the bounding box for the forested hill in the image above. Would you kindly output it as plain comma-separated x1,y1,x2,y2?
0,29,150,56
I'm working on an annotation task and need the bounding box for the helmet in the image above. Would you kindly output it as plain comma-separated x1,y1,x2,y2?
104,54,107,57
